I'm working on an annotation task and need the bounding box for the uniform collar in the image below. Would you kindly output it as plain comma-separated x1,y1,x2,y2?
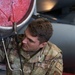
21,42,50,63
21,42,62,63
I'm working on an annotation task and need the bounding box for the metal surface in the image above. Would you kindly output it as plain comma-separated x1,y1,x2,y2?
37,0,75,12
50,23,75,68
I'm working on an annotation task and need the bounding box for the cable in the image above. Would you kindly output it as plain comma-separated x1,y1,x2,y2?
13,22,24,75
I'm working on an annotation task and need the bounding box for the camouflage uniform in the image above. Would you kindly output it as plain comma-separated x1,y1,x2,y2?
0,35,63,75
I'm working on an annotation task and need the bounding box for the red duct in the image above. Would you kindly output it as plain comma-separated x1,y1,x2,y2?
0,0,31,27
0,0,36,37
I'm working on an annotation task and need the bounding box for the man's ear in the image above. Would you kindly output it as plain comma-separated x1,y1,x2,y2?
40,42,47,48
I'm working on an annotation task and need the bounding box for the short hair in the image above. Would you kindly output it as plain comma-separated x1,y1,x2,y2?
28,18,53,43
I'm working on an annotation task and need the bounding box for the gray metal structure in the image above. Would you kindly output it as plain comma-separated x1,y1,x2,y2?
50,23,75,68
37,0,75,12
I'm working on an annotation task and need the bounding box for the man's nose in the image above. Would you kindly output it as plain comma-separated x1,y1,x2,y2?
22,38,28,44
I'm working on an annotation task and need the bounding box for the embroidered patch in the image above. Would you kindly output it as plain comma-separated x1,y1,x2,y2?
55,62,63,72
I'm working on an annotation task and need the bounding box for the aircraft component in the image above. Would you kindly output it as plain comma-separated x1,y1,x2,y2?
37,0,75,12
50,23,75,68
0,0,36,37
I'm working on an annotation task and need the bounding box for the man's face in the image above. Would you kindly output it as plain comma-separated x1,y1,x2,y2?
22,28,45,51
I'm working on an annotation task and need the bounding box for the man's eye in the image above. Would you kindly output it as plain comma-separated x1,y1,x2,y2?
28,39,34,43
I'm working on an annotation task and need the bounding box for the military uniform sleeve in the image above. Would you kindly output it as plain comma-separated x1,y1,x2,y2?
30,53,63,75
46,53,63,75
